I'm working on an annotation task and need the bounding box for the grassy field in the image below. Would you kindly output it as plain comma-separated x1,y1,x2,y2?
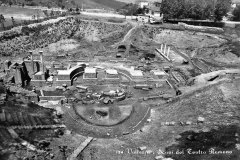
0,6,43,31
0,0,127,9
0,6,42,16
0,6,45,20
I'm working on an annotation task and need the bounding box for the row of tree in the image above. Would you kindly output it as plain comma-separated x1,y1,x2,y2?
160,0,231,21
118,0,232,21
117,3,145,16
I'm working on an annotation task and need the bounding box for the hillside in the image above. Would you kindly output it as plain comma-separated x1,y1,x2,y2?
115,0,136,3
116,0,161,3
0,0,127,9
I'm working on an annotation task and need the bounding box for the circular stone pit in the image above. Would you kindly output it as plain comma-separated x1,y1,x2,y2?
63,100,150,138
74,104,133,126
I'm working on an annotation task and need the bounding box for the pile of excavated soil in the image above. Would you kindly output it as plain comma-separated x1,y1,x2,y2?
0,17,132,58
33,39,80,54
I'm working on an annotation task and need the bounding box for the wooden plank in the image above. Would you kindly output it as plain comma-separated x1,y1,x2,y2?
17,112,25,125
67,137,93,160
6,113,13,123
7,128,19,139
34,117,42,125
12,112,20,125
155,48,171,62
28,115,37,126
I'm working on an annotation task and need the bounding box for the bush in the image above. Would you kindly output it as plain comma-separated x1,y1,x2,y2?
233,5,240,21
28,1,38,6
118,3,139,16
107,18,125,23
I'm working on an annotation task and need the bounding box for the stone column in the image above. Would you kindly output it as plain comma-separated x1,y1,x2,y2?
39,51,44,72
38,51,45,80
15,67,22,86
4,60,10,72
164,44,167,55
160,44,163,53
29,51,35,76
51,61,55,74
167,47,170,58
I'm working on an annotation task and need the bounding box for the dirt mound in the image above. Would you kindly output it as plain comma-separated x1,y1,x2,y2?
33,39,80,53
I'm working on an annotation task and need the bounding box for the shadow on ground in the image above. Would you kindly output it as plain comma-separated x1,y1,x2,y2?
165,125,240,160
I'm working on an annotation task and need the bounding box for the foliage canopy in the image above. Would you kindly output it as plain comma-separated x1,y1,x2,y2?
161,0,231,21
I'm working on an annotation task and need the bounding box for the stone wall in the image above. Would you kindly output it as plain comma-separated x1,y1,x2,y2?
178,23,224,34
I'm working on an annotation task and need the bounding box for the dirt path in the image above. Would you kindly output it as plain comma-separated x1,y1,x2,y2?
122,23,137,42
112,21,141,47
122,21,141,43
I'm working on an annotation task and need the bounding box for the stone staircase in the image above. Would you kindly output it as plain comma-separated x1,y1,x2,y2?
0,110,58,127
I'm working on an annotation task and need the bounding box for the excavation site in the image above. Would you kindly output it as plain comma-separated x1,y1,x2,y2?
0,13,240,160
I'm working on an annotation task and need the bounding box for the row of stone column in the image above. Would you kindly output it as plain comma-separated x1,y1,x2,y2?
160,44,171,58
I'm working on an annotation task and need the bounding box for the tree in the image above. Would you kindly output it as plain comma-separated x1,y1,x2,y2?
161,0,185,19
203,4,213,20
0,14,5,30
76,6,80,13
136,7,145,15
36,12,40,22
214,0,231,21
232,5,240,21
50,10,54,17
11,17,15,27
118,3,139,16
32,15,36,20
161,0,231,21
43,10,49,18
9,1,13,7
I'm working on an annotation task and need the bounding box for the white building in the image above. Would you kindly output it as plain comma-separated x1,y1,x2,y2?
232,0,240,8
138,1,149,8
129,67,143,78
83,67,97,79
151,70,168,79
106,69,119,79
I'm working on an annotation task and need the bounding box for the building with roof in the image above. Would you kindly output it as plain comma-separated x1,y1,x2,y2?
57,70,71,80
129,67,143,79
106,69,119,79
136,1,163,23
54,64,86,85
138,1,149,8
83,67,97,79
151,70,168,79
146,2,161,17
232,0,240,7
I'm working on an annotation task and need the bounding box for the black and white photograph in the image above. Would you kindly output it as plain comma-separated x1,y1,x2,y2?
0,0,240,159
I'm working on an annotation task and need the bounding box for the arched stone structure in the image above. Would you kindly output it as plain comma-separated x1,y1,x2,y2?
70,64,86,85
